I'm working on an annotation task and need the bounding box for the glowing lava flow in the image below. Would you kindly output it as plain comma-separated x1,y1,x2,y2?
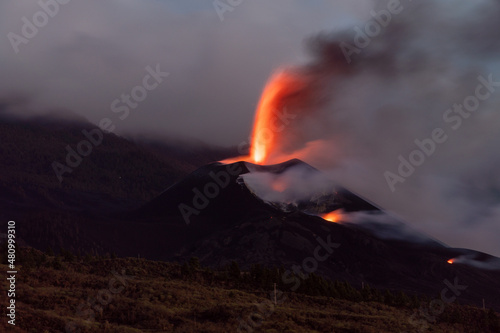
249,70,305,164
447,259,455,264
321,210,342,223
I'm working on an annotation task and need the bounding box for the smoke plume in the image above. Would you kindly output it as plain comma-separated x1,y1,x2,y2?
256,0,500,256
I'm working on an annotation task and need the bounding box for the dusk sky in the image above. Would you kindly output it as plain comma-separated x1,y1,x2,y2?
0,0,371,143
3,0,500,258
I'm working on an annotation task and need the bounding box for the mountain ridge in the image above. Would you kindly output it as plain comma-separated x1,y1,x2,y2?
2,116,500,311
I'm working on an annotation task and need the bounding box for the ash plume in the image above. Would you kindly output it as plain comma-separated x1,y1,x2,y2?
262,0,500,256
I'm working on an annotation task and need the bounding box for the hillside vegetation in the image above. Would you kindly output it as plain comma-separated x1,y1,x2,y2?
1,247,498,333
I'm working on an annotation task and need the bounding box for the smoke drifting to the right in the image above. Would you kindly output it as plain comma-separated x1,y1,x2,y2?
247,0,500,256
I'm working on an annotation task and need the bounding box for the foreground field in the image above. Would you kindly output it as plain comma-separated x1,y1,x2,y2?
0,249,498,332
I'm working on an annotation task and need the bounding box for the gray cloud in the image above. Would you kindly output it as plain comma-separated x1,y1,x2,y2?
248,0,500,256
2,0,500,257
0,0,370,143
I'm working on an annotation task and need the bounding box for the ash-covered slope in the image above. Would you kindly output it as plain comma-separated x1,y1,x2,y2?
133,158,500,310
131,158,379,254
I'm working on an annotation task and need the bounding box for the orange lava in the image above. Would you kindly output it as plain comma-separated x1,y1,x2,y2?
322,210,342,223
249,70,305,164
447,259,454,264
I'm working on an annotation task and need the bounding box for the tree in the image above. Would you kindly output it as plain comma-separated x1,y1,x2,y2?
84,253,93,263
228,261,241,281
250,264,264,286
383,290,395,306
181,262,192,277
189,257,200,270
52,256,63,270
61,248,75,262
40,253,48,266
487,308,500,331
393,290,411,307
361,284,372,301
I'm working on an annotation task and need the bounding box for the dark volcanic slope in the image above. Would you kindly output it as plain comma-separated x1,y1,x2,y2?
0,115,236,254
4,114,498,311
131,158,500,311
137,158,377,224
131,159,378,255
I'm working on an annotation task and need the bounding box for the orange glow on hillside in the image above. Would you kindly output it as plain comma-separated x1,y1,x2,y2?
321,210,342,223
270,178,288,193
447,259,454,264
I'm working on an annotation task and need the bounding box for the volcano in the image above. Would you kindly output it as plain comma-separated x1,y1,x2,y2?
138,158,378,224
131,158,500,311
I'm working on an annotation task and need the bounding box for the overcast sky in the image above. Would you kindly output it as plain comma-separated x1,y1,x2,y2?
3,0,500,258
0,0,371,144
